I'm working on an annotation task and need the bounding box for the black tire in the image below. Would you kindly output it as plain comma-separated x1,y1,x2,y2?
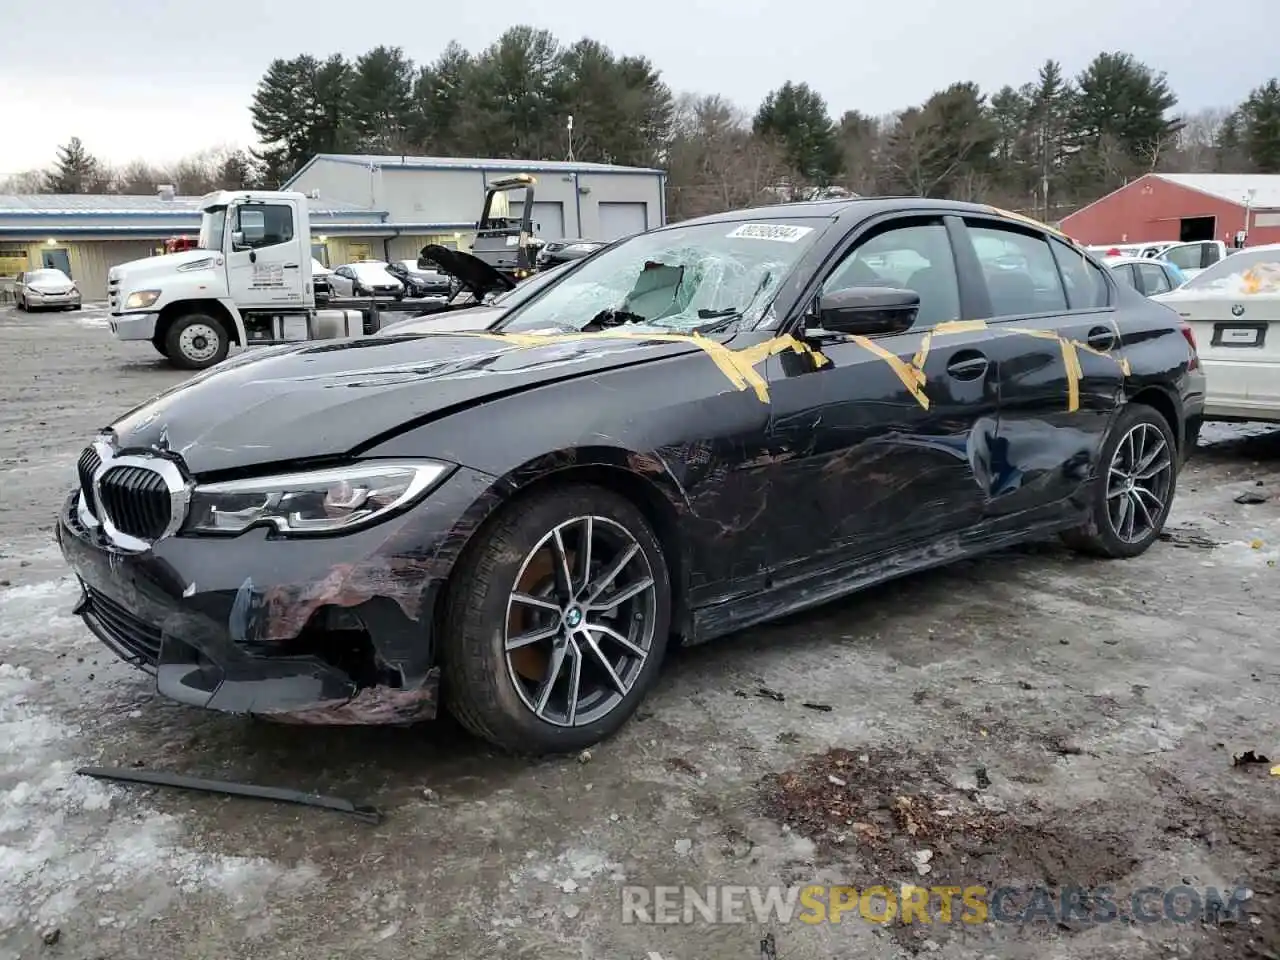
442,483,672,755
1061,402,1179,558
163,312,229,370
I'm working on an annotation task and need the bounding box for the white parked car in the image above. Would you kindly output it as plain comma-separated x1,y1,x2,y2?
1153,244,1280,422
1103,256,1187,297
327,260,404,298
1089,240,1226,279
15,268,82,311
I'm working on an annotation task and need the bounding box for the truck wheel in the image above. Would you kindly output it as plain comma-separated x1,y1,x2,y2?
164,313,229,370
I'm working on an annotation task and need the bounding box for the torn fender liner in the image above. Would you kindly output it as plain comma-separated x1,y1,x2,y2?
259,673,440,725
76,767,383,823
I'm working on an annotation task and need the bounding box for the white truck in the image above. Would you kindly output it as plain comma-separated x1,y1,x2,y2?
107,190,360,369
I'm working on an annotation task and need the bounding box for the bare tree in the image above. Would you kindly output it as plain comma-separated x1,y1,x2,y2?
1169,107,1232,172
0,170,45,193
665,94,789,221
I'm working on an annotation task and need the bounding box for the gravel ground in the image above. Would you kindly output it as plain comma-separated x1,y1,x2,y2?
1,304,1278,960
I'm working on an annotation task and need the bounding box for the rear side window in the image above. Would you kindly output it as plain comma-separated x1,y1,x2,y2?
1136,261,1173,295
1050,238,1111,308
1110,263,1137,288
967,223,1068,317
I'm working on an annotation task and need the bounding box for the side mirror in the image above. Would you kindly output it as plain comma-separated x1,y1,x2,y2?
810,286,920,336
230,230,245,249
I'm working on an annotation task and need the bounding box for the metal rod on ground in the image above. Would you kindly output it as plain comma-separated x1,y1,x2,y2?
76,766,383,823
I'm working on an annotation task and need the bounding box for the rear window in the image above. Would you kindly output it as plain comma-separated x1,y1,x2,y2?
1182,249,1280,293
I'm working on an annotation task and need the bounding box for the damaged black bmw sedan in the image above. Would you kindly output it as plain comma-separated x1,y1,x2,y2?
57,198,1205,754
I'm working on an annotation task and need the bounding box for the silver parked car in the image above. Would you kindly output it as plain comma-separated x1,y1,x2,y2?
1102,256,1187,297
327,261,404,299
16,268,81,311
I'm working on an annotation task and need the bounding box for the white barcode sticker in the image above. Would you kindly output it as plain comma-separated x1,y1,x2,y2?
726,223,814,243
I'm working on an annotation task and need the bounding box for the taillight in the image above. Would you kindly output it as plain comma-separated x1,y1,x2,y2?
1180,322,1199,369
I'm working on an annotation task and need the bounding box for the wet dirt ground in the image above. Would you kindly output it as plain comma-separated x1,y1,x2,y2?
1,304,1278,960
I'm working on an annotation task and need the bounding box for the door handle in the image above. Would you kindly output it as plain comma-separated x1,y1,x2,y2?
946,351,988,381
283,263,299,269
1087,325,1116,350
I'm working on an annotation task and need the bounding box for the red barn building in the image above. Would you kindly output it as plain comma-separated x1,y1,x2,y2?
1059,174,1280,247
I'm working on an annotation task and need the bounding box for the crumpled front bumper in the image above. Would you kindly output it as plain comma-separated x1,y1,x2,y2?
26,290,81,308
53,465,500,724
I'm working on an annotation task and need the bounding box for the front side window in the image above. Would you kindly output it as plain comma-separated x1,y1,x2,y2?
498,218,831,334
967,222,1068,316
821,220,961,329
234,204,294,249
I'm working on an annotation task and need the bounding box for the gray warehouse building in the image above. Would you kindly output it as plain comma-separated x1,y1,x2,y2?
0,154,666,301
282,154,667,265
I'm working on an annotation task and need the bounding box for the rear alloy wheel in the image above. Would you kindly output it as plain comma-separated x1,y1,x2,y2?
442,484,671,754
1062,403,1177,558
164,313,229,370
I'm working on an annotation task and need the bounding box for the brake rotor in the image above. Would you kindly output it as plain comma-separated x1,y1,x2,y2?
507,547,575,681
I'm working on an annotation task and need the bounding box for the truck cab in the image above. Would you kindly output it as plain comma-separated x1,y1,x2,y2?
107,190,315,369
1158,240,1229,280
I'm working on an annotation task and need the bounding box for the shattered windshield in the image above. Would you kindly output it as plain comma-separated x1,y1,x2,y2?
497,218,829,334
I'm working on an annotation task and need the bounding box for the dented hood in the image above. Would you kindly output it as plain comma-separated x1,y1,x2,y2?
106,332,709,475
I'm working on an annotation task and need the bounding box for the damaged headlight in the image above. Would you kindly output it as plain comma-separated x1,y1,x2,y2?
184,460,452,536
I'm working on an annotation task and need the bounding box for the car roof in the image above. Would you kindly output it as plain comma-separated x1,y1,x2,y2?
664,196,1071,235
1102,256,1173,266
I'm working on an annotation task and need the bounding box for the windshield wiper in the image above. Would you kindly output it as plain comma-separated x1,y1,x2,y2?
691,308,744,333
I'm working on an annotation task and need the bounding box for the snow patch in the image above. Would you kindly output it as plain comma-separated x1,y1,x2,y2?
510,846,625,890
1214,538,1280,568
0,585,322,936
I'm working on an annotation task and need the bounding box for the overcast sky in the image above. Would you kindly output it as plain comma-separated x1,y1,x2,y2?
2,0,1273,177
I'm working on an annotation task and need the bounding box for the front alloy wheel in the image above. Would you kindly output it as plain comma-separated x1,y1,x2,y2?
443,484,671,754
504,516,658,727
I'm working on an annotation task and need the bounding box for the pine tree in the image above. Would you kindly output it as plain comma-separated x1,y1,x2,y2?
753,81,842,190
1241,79,1280,173
44,137,104,193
